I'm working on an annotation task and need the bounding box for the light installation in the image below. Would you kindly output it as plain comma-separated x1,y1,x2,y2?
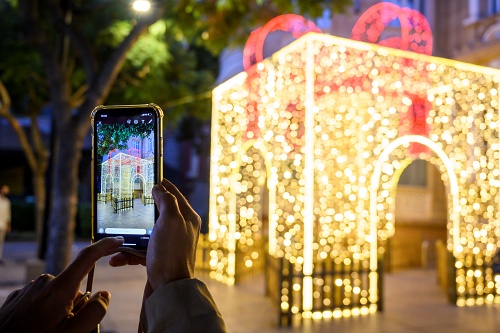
100,152,155,204
208,12,500,327
351,2,433,55
243,14,322,70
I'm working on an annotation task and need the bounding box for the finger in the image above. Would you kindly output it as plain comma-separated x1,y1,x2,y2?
53,237,124,293
161,179,199,220
152,183,183,218
157,179,202,232
24,273,55,293
4,288,21,304
3,274,53,305
61,291,110,333
32,273,55,285
108,252,146,267
151,182,167,214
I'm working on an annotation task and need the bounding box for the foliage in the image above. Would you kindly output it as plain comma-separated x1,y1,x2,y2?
96,121,154,157
0,1,48,116
105,20,217,124
106,0,352,122
0,0,352,124
167,0,353,54
0,0,353,273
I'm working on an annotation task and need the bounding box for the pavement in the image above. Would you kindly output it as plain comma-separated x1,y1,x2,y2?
1,241,500,333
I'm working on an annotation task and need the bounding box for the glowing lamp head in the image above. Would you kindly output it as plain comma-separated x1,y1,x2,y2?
133,0,151,12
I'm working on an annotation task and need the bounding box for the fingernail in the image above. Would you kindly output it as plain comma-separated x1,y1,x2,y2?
74,291,91,309
114,236,124,241
99,291,111,305
81,291,91,300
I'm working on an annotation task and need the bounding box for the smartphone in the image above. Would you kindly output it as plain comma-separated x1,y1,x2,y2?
90,104,163,252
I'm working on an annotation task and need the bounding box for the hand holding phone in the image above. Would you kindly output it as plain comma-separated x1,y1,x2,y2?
91,104,163,252
108,179,201,295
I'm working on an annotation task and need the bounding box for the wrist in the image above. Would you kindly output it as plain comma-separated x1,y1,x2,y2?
148,269,193,291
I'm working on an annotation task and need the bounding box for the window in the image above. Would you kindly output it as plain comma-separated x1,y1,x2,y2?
354,0,361,13
386,0,426,28
398,159,428,187
469,0,500,20
133,140,140,151
386,0,425,13
488,0,500,15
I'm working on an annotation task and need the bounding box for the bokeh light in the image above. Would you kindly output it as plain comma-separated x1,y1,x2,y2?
209,33,500,321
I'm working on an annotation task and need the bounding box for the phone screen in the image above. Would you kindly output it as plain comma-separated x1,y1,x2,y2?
92,105,163,249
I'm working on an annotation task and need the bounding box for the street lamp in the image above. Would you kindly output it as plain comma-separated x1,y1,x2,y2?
133,0,151,12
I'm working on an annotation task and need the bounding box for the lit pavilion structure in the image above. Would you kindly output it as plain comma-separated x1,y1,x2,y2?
209,32,500,324
100,152,154,208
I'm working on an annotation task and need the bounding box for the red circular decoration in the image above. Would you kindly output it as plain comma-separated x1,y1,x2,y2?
351,3,433,55
243,14,322,70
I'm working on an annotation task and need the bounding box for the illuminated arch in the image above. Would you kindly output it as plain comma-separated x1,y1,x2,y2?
368,135,460,272
351,2,433,55
367,135,460,304
130,173,147,194
102,174,113,194
218,138,274,285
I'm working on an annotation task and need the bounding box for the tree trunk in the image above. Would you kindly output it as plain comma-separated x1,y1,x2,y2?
45,125,83,274
1,80,49,259
32,172,46,258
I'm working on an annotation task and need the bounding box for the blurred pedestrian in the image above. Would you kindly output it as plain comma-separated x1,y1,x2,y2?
0,185,10,264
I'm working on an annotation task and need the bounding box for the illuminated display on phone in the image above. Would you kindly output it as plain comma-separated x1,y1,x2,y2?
94,110,157,246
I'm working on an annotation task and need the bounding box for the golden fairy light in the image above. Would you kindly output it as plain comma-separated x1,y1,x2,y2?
208,32,500,322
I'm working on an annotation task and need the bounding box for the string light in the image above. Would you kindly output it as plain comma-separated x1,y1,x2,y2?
132,0,150,12
209,32,500,319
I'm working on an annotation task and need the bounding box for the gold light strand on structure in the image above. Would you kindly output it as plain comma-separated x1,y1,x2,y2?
209,33,500,319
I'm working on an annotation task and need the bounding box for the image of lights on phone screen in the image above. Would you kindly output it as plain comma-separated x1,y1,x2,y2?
94,109,158,247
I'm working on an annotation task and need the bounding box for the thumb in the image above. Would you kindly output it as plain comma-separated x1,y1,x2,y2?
152,183,168,212
61,291,111,333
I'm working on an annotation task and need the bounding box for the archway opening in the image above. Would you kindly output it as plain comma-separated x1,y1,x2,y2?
382,160,451,314
368,135,461,310
131,174,146,204
104,174,113,198
388,160,447,275
382,159,450,307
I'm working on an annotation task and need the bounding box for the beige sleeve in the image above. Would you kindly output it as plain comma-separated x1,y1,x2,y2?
144,278,226,333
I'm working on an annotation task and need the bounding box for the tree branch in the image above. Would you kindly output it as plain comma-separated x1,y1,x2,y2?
21,1,71,121
62,18,98,82
70,84,88,109
30,114,50,173
0,81,38,172
74,9,164,130
0,80,11,112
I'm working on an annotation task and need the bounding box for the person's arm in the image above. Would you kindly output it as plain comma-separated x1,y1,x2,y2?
144,279,225,333
110,179,226,333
